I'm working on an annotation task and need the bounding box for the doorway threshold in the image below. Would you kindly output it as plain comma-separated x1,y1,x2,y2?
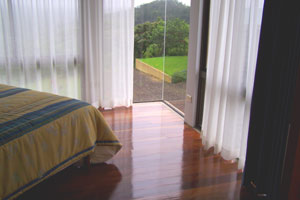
133,100,184,118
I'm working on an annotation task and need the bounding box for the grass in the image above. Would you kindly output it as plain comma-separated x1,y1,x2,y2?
139,56,187,76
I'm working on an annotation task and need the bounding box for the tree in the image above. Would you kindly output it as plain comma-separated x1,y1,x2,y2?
165,18,189,56
134,17,189,58
134,17,164,58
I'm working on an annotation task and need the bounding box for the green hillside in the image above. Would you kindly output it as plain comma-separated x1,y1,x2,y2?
135,0,190,25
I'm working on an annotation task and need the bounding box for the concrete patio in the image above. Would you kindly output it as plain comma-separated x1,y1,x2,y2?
133,68,186,113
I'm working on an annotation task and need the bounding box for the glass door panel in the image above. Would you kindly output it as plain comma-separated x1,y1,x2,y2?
133,0,165,102
133,0,190,114
163,0,190,113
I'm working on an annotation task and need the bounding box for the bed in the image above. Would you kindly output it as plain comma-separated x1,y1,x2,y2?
0,84,122,200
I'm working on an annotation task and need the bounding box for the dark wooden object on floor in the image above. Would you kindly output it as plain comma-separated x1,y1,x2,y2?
18,102,245,200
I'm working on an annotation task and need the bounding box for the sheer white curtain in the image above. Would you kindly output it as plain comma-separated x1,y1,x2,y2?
202,0,264,168
81,0,134,108
0,0,134,108
0,0,81,98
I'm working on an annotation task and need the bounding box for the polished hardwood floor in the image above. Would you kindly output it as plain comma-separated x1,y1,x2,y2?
18,102,248,200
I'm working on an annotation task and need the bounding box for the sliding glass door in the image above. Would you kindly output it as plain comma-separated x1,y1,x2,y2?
133,0,190,114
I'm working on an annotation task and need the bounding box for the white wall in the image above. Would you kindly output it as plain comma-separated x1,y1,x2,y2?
184,0,204,127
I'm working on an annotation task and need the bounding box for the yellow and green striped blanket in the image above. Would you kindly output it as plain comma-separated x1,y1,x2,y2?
0,84,121,200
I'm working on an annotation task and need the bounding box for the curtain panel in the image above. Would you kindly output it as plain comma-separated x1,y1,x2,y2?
0,0,134,108
81,0,134,108
201,0,264,169
0,0,81,98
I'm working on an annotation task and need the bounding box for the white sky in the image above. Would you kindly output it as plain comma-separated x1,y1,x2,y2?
134,0,190,7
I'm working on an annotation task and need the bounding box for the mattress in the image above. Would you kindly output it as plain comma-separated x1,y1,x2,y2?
0,84,121,200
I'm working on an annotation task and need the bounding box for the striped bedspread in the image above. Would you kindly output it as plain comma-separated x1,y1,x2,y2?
0,84,121,200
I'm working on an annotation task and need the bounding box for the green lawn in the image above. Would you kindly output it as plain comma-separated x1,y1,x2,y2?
139,56,187,76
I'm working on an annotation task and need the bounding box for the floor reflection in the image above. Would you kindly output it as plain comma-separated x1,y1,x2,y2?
130,103,183,199
180,126,242,199
18,163,122,200
19,102,243,200
105,106,134,200
103,102,242,199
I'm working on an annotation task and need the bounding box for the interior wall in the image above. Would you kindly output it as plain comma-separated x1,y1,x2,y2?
184,0,204,127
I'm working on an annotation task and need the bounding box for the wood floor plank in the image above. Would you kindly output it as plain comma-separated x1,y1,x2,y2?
18,102,246,200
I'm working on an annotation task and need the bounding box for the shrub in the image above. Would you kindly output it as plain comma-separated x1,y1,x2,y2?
143,44,162,58
172,70,187,83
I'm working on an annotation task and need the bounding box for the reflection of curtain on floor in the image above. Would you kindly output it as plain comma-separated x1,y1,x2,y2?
0,0,134,108
201,0,264,169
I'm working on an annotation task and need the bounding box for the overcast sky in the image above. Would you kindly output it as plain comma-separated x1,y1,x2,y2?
134,0,190,7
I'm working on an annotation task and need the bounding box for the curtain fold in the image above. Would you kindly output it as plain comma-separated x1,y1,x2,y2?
81,0,134,108
202,0,264,169
0,0,134,108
